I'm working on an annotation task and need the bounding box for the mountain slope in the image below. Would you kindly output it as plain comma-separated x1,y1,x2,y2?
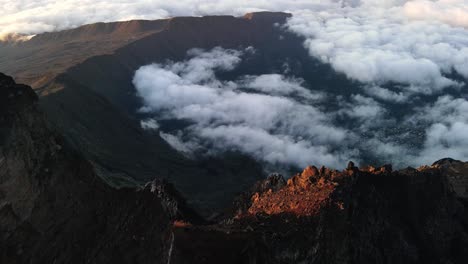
0,73,203,263
0,19,170,87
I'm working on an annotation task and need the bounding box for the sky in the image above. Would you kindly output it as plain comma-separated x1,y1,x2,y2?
2,0,468,168
1,1,467,37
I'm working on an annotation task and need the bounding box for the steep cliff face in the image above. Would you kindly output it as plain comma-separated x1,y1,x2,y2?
0,73,200,263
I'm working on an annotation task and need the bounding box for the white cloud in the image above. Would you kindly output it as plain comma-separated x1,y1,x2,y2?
197,125,346,167
362,85,408,103
404,0,468,28
287,3,468,94
134,47,352,169
134,46,468,169
407,96,468,164
159,132,198,156
240,74,325,101
140,119,159,130
341,95,387,126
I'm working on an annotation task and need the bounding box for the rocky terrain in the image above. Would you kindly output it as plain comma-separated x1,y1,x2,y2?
1,73,467,263
222,163,468,263
0,73,202,263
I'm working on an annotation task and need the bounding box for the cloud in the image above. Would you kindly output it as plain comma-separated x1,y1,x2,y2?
286,3,468,95
240,74,325,101
134,46,468,169
197,125,346,167
140,119,159,130
403,0,468,28
159,132,199,156
134,47,352,169
3,1,468,93
341,94,387,125
404,96,468,164
362,85,408,103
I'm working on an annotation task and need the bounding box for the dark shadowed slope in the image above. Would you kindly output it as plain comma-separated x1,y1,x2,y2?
0,73,202,264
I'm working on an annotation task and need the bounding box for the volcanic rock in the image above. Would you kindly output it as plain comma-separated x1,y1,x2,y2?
0,73,199,264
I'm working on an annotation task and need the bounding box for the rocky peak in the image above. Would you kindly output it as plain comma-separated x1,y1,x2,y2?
245,166,344,217
167,162,468,264
432,158,468,199
239,162,462,219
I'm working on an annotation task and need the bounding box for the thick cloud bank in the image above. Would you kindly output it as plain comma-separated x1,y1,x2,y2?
134,46,468,169
404,0,468,28
287,1,468,96
134,48,352,168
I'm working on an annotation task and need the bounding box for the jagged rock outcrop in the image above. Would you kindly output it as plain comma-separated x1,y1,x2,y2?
432,158,468,200
169,164,468,264
0,73,200,263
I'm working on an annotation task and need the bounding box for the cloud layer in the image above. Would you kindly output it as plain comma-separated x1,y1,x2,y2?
134,46,468,169
404,0,468,28
134,48,353,169
287,1,468,97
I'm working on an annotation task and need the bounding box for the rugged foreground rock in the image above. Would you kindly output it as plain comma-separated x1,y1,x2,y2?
1,73,468,263
0,73,201,263
169,163,467,263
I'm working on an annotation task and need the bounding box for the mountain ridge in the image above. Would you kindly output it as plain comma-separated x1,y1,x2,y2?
0,12,292,88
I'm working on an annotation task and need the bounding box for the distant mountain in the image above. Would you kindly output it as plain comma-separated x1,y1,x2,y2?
0,19,169,87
